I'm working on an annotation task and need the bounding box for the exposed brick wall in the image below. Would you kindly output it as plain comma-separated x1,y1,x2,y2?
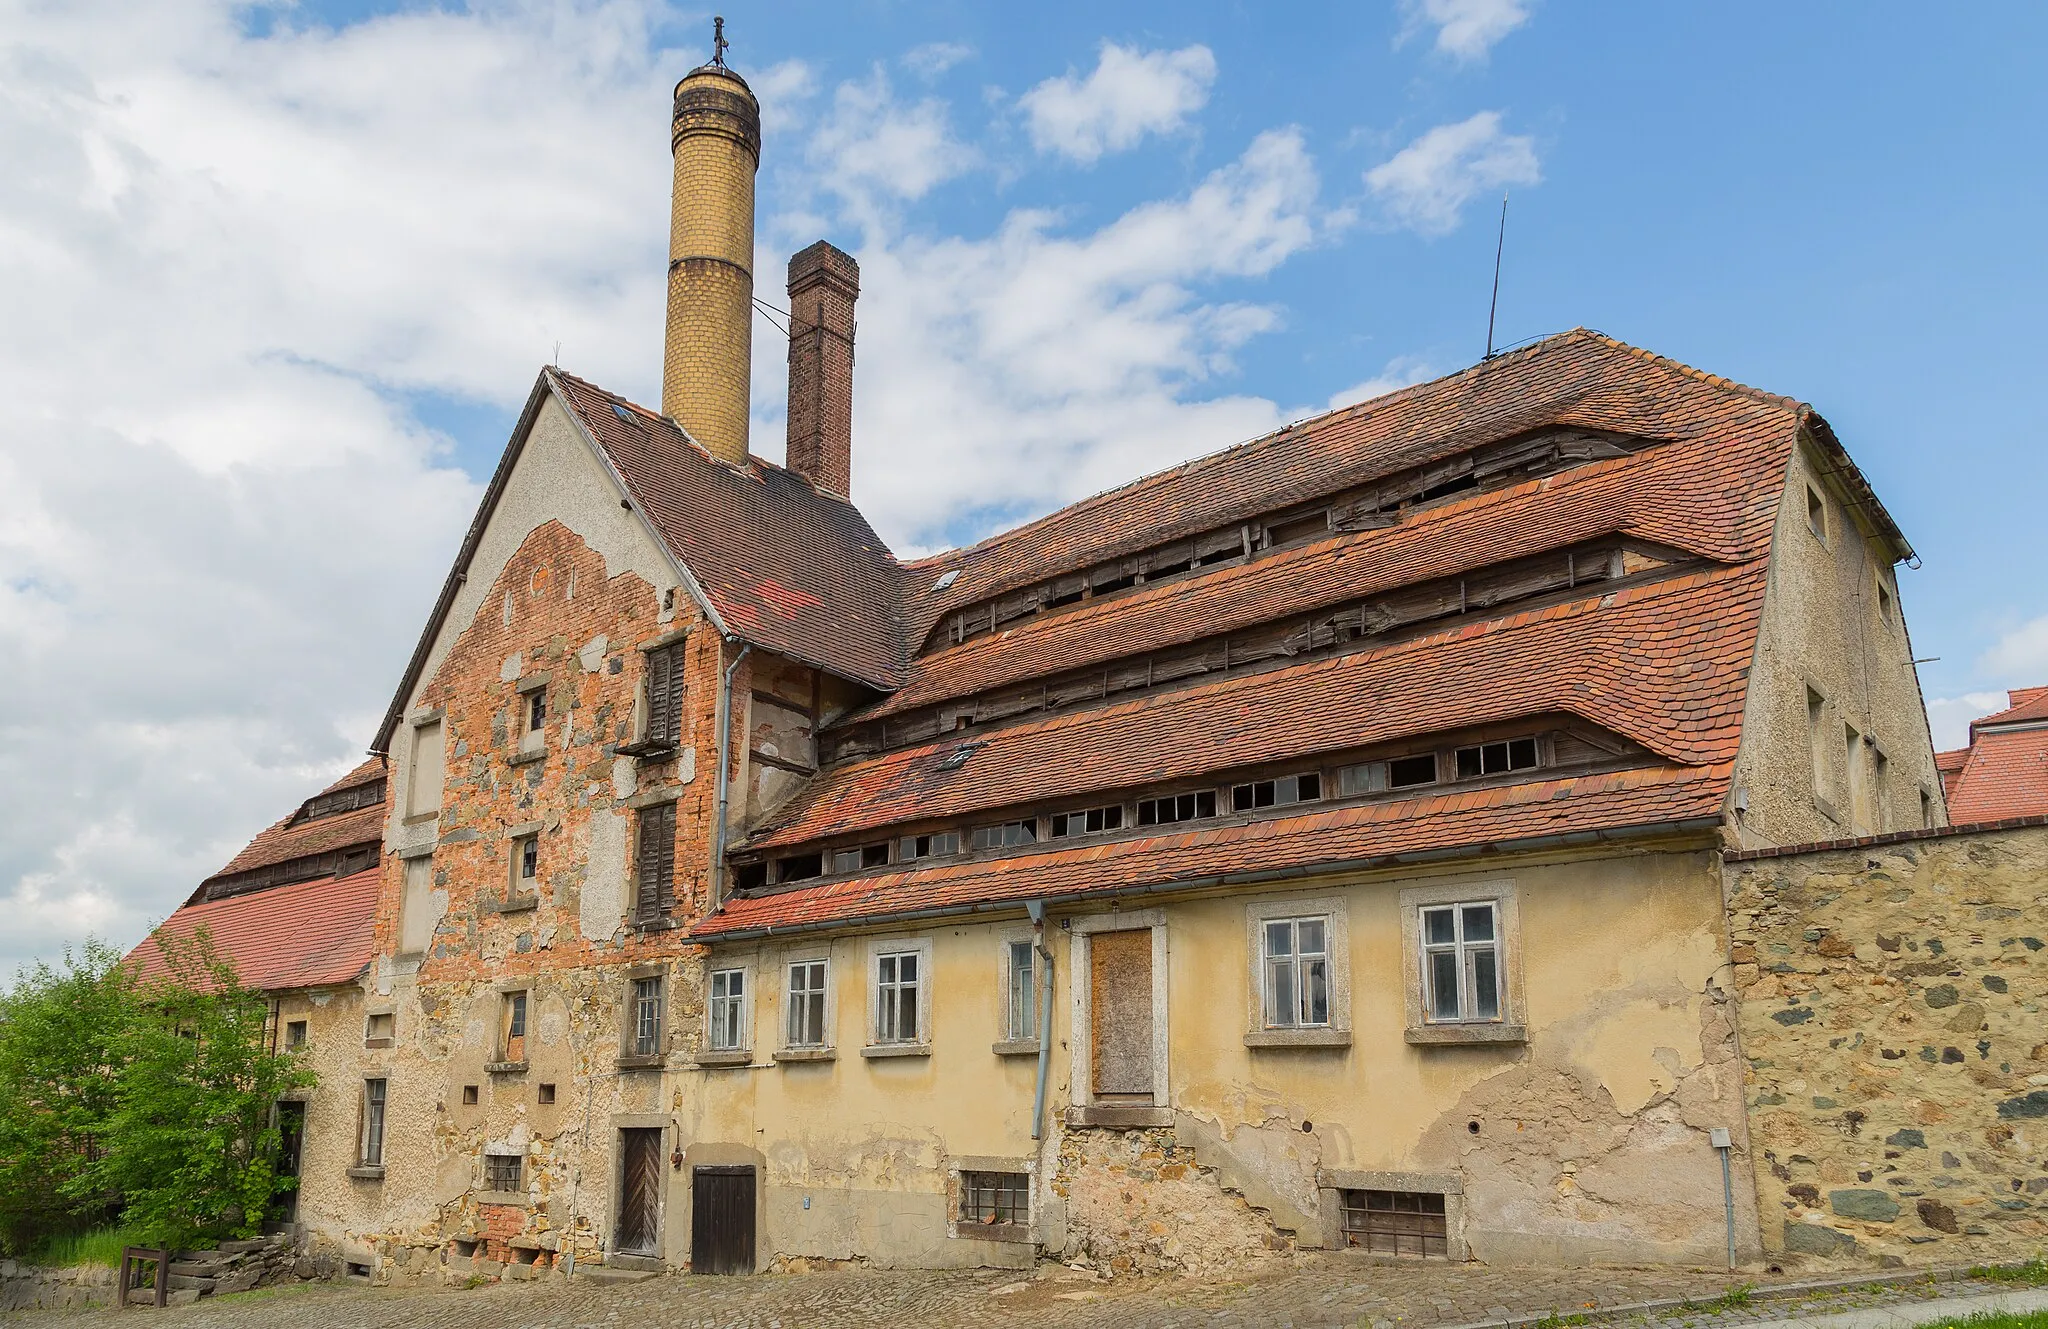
785,241,858,498
1727,824,2048,1265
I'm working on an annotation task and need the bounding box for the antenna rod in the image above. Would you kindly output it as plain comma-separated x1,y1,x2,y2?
1484,192,1508,360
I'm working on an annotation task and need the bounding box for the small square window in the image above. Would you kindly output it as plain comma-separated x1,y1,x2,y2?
365,1011,395,1045
285,1019,308,1050
1388,754,1438,788
484,1153,522,1194
537,1083,556,1105
461,1084,479,1106
960,1171,1030,1227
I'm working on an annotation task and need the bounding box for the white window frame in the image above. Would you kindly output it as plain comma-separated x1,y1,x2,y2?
707,965,751,1052
1399,879,1523,1046
866,936,934,1051
1244,896,1351,1047
994,926,1040,1052
783,954,833,1051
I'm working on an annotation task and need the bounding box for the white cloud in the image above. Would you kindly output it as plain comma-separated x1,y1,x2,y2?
902,41,974,79
1020,42,1217,164
1327,356,1439,411
1981,613,2048,678
1926,692,2005,751
803,68,976,228
1400,0,1532,62
1365,110,1539,236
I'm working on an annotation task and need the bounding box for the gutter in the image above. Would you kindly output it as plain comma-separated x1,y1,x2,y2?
711,642,753,904
693,814,1725,944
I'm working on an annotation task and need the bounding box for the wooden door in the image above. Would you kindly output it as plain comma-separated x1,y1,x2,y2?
690,1166,756,1275
1090,929,1154,1100
615,1129,663,1256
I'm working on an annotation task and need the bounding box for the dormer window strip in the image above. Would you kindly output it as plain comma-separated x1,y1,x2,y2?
288,778,387,826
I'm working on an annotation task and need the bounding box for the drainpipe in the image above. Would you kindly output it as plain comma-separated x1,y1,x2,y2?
1027,900,1053,1141
711,641,752,904
1712,1126,1735,1270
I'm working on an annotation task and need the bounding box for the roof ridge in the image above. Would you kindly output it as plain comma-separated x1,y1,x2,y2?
1574,331,1805,412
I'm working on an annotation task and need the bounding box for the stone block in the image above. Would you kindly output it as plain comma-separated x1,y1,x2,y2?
1829,1188,1900,1221
167,1289,201,1307
1783,1221,1857,1256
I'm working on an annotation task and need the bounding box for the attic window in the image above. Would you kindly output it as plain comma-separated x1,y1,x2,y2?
830,843,891,873
1388,754,1439,788
1806,485,1827,542
930,570,960,593
1454,738,1539,780
1231,772,1322,812
937,743,982,772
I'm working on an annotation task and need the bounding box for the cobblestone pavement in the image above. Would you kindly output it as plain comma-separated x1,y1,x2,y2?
7,1257,2031,1329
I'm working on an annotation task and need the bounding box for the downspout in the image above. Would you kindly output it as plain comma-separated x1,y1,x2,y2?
1027,900,1053,1141
712,641,752,904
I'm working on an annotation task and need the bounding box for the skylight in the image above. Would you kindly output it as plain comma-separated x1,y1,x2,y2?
937,742,982,771
611,402,634,421
930,570,960,593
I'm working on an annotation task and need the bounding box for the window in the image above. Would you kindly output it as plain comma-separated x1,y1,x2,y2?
1005,940,1037,1042
786,960,828,1048
1806,686,1828,802
1921,787,1935,829
1341,1189,1447,1257
526,689,546,732
937,743,982,771
960,1171,1029,1227
1389,753,1438,788
1420,903,1501,1023
484,1153,522,1194
1137,789,1216,826
291,779,386,824
708,968,747,1051
501,991,528,1062
364,1011,395,1046
899,831,960,861
1845,724,1866,829
830,843,890,873
1049,804,1124,837
1872,748,1890,833
633,801,676,923
406,718,445,818
1231,772,1322,813
1806,484,1827,541
642,641,687,751
970,820,1037,850
874,950,922,1044
462,1084,479,1106
537,1083,555,1104
1453,738,1538,780
359,1079,387,1167
285,1020,308,1051
1877,578,1896,626
773,853,822,883
511,834,539,896
1337,762,1387,796
630,976,664,1058
1261,917,1330,1028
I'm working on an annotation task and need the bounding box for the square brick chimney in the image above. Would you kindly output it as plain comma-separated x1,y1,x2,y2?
785,241,859,498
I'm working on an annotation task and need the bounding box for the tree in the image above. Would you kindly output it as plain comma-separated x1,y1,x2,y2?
0,940,133,1255
76,929,313,1251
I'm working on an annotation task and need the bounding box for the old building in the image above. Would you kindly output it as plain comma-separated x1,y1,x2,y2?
147,47,1985,1281
1935,688,2048,823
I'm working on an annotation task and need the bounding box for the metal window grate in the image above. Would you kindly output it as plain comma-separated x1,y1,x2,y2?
961,1171,1030,1226
485,1153,522,1193
1340,1189,1447,1257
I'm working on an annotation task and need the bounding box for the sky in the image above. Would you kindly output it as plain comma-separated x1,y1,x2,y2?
4,0,2046,976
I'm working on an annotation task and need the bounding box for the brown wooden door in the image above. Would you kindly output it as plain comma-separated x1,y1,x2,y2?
615,1129,663,1256
690,1166,756,1275
1090,929,1154,1100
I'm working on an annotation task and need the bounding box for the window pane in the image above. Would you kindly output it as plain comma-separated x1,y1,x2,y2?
1471,948,1500,1020
1483,742,1508,774
1267,958,1297,1028
1297,918,1325,955
898,988,918,1041
1305,958,1329,1026
1265,920,1293,956
1429,950,1461,1020
1508,737,1537,769
1460,903,1495,942
1423,907,1455,946
878,955,898,985
899,953,918,983
1456,746,1482,779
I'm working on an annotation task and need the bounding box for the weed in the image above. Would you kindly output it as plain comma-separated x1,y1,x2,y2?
1968,1257,2048,1287
25,1226,147,1269
1712,1284,1756,1310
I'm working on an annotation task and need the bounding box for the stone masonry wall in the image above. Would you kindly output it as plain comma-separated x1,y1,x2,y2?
1050,1125,1290,1276
1727,824,2048,1266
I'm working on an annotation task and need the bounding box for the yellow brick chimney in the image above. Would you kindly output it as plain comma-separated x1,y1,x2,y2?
662,52,760,464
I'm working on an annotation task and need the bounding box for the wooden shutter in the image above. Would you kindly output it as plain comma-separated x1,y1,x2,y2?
635,802,677,922
647,643,687,749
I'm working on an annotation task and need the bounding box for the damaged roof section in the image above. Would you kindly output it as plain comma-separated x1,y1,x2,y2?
133,867,381,992
195,758,387,905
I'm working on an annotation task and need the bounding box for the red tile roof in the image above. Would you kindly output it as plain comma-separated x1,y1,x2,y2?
549,371,905,690
747,563,1764,850
1972,686,2048,733
1944,687,2048,823
127,868,381,993
1935,747,1970,801
204,758,387,886
694,765,1726,938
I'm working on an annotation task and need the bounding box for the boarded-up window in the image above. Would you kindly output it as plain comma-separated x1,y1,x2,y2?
398,856,436,955
406,719,444,818
1089,930,1154,1100
645,643,687,750
634,802,677,923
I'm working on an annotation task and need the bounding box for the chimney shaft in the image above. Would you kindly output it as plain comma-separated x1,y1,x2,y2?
785,242,860,498
662,64,761,464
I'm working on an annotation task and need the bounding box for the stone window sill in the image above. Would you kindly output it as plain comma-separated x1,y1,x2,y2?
1405,1023,1526,1046
402,811,440,827
346,1166,385,1181
1245,1027,1352,1049
950,1221,1032,1244
363,1037,393,1050
485,1060,529,1075
483,895,538,916
861,1043,932,1060
1064,1104,1172,1129
476,1191,530,1209
772,1047,836,1064
694,1050,753,1068
631,915,681,933
615,1053,664,1071
991,1039,1041,1057
507,749,547,768
616,739,678,760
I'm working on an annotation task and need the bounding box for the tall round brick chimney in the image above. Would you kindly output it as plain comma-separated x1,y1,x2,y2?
661,58,760,464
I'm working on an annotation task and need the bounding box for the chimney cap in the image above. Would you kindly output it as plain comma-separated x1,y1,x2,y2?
672,62,760,159
788,241,860,296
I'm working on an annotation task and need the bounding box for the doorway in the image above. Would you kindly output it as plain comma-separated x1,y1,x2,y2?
1089,928,1154,1101
689,1165,756,1274
268,1100,306,1227
615,1128,664,1257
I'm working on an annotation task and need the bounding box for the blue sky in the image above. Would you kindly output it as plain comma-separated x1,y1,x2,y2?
2,0,2044,973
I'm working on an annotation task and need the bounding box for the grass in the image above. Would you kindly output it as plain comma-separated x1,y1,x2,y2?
1711,1284,1756,1310
25,1226,148,1269
1909,1313,2048,1329
1970,1258,2048,1288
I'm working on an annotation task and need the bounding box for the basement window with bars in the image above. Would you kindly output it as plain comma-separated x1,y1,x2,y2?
830,843,891,873
1340,1189,1448,1258
899,831,961,862
970,820,1037,851
960,1171,1030,1229
1137,789,1216,826
1453,738,1538,780
484,1153,523,1195
1049,804,1124,838
1231,772,1322,813
633,802,677,923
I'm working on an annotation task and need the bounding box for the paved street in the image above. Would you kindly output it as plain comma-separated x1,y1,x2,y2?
8,1257,2034,1329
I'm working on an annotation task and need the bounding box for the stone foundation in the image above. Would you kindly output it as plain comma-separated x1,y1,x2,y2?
1050,1124,1291,1275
